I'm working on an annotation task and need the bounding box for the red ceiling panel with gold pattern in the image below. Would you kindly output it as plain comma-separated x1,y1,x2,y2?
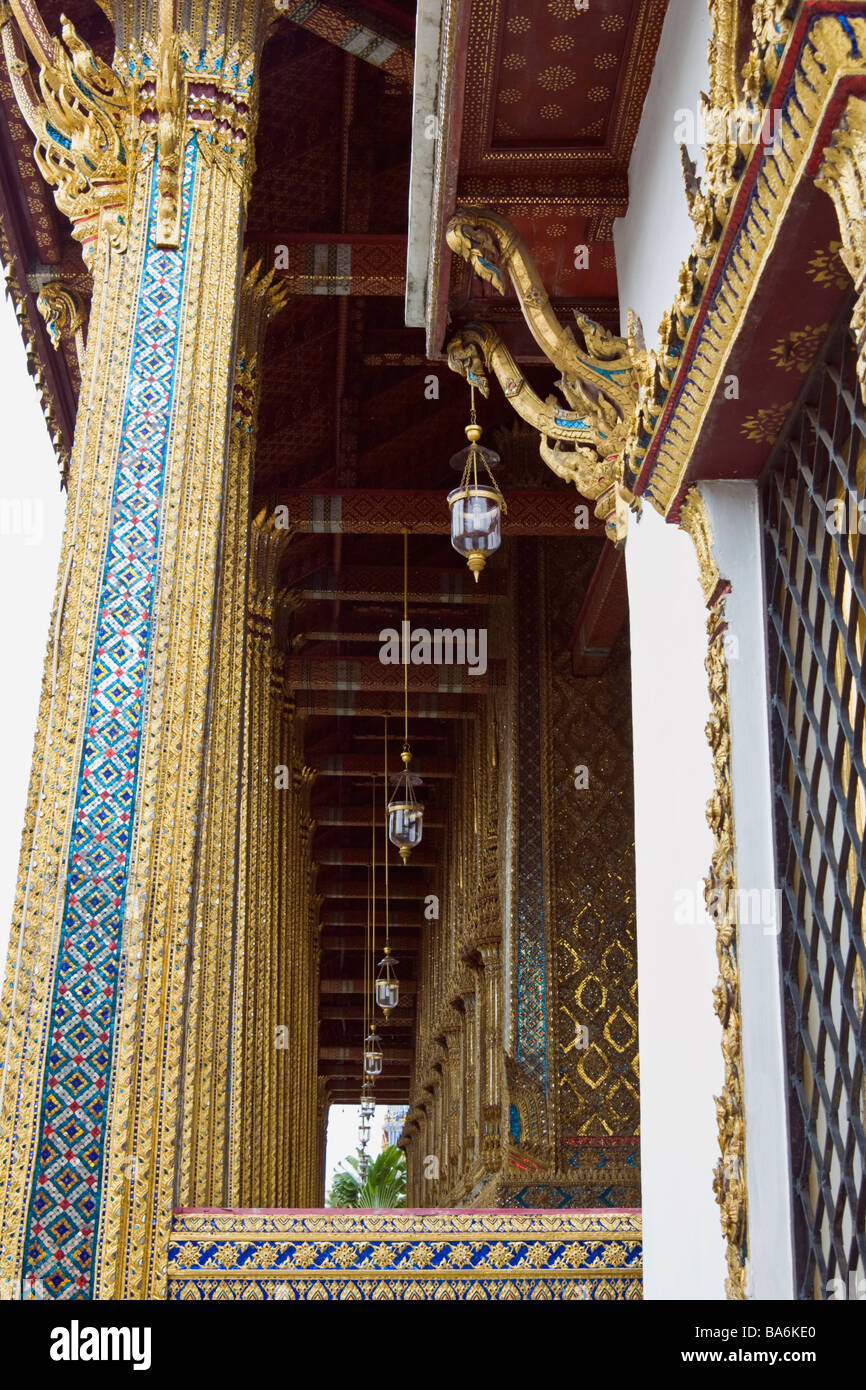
434,0,668,357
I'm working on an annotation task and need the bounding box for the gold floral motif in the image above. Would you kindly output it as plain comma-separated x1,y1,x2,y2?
166,1211,642,1299
740,402,794,444
769,323,830,374
807,242,851,291
548,0,580,19
538,65,576,92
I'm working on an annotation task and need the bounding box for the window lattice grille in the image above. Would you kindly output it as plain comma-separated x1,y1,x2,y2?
762,320,866,1301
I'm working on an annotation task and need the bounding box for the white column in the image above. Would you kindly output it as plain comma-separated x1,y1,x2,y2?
701,480,796,1300
615,0,728,1301
626,503,727,1300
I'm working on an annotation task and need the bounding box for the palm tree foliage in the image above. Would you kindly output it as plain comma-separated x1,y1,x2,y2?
327,1145,407,1209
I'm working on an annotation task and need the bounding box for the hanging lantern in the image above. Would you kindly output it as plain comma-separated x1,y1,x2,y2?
364,1025,383,1076
360,1079,376,1121
358,1113,371,1146
447,392,506,582
388,749,424,863
376,946,399,1017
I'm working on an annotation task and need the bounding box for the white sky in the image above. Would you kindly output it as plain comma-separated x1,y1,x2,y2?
324,1104,391,1200
0,290,66,971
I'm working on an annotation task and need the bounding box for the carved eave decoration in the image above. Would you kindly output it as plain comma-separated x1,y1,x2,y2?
618,0,866,1303
0,0,262,272
623,1,866,520
445,209,640,545
0,3,133,270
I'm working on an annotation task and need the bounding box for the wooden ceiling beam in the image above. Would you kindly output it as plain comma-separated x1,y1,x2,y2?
570,544,629,676
289,656,494,696
299,691,476,720
275,489,602,537
297,566,503,605
277,3,413,86
321,977,418,995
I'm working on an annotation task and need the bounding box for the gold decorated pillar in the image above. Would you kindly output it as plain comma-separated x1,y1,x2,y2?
0,0,274,1299
477,941,503,1168
315,1076,330,1205
177,264,287,1211
233,514,292,1207
464,992,478,1171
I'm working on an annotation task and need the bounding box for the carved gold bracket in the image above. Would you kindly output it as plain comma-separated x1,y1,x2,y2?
154,0,186,248
36,280,87,370
1,0,262,270
816,94,866,403
679,489,748,1301
445,209,639,544
0,9,132,270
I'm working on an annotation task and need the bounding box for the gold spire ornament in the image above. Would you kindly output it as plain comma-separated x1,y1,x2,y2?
447,384,506,581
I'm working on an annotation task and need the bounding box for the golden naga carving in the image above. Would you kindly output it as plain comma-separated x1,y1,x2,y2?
0,0,263,269
622,2,801,501
445,209,638,543
0,8,132,269
36,280,87,370
815,95,866,402
504,1054,554,1174
154,0,186,248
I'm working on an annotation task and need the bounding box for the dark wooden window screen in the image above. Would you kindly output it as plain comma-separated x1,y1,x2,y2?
762,314,866,1300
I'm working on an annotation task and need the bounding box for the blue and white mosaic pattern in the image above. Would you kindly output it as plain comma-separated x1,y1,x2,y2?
22,144,197,1299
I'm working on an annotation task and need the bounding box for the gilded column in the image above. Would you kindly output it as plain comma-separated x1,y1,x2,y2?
177,264,287,1210
478,941,503,1169
442,1018,460,1198
315,1075,330,1205
464,992,479,1172
234,514,291,1207
0,0,273,1299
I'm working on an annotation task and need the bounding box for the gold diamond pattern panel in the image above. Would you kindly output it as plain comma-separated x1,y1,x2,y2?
544,540,639,1148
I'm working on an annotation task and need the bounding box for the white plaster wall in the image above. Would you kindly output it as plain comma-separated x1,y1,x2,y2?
613,0,710,344
701,482,796,1300
626,504,727,1300
615,0,728,1299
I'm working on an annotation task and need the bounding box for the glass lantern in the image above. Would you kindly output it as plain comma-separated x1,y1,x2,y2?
358,1114,371,1146
447,412,506,582
447,484,502,580
364,1026,383,1077
388,750,424,864
376,947,399,1016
